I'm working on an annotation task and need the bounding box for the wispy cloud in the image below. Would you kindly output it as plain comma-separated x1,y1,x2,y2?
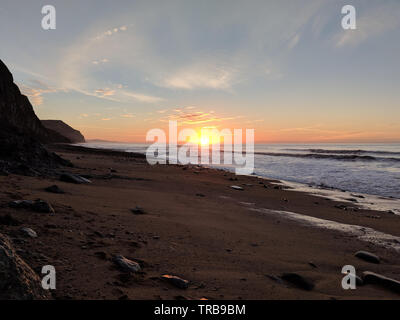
18,79,62,106
160,65,235,90
122,91,164,103
159,108,237,126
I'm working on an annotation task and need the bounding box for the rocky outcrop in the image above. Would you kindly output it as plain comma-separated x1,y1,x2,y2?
41,120,85,143
0,59,72,174
0,233,50,299
0,60,68,144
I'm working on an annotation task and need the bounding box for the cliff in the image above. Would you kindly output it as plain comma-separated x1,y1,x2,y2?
42,120,85,143
0,59,71,174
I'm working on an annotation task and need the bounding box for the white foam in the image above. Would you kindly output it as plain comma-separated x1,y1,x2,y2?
249,207,400,252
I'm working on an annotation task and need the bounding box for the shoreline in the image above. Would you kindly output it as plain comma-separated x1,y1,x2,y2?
1,143,399,299
72,142,400,214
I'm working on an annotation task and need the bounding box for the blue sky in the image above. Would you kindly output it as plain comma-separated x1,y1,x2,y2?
0,0,399,142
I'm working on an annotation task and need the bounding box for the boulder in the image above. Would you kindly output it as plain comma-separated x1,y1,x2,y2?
0,233,50,299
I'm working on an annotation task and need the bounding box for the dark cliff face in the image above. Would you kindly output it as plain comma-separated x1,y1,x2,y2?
42,120,85,143
0,59,71,175
0,60,69,143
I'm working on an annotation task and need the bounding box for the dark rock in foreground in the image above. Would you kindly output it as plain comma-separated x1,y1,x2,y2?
45,185,65,194
10,199,55,214
362,271,400,293
60,173,91,184
20,227,38,238
113,255,141,273
0,233,50,299
131,206,146,215
355,251,380,264
161,275,189,289
281,273,315,291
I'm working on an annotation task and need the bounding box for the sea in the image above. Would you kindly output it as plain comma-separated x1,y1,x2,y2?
76,142,400,202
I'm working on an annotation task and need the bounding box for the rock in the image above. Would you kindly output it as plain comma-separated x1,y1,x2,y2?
10,199,55,214
45,185,65,194
113,255,141,273
131,206,146,215
281,273,315,291
0,233,50,299
230,185,243,191
0,59,72,175
20,227,37,238
10,200,34,209
362,271,400,293
33,200,55,214
355,251,380,264
161,275,189,289
60,173,92,184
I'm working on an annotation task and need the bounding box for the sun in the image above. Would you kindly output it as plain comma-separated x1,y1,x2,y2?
200,135,210,146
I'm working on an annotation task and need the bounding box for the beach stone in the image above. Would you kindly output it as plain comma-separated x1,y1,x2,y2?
32,200,55,214
362,271,400,293
355,251,380,264
9,200,34,209
230,185,243,191
281,273,315,291
60,173,92,184
9,199,55,214
0,233,50,299
113,255,141,273
20,227,37,238
131,206,146,215
45,185,65,194
161,275,189,289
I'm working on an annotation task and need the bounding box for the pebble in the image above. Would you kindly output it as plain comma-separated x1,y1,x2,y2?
20,227,37,238
113,255,141,273
362,271,400,293
355,251,380,264
161,275,189,289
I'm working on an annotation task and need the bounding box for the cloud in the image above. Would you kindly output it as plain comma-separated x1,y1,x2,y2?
160,108,237,126
287,34,300,49
122,91,164,103
160,65,235,90
95,88,115,97
18,79,61,106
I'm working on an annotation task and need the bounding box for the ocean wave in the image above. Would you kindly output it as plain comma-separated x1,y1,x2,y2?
283,148,400,156
254,152,400,162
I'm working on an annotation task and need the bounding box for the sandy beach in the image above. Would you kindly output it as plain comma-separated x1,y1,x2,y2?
1,144,399,300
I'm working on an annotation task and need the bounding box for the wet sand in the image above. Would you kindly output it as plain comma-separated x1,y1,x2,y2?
1,144,399,300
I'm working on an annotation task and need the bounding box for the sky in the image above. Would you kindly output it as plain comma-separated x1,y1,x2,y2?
0,0,399,143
